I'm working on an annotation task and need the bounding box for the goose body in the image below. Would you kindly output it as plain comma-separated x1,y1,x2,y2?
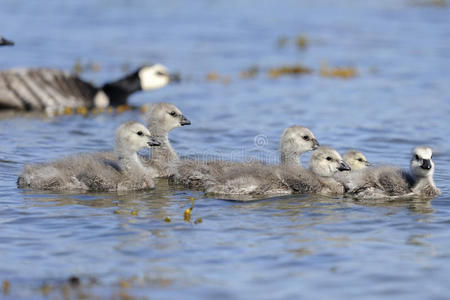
0,64,171,111
17,121,160,192
338,146,440,199
171,125,320,189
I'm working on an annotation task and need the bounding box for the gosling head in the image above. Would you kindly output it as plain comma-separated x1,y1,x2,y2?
410,146,435,178
309,146,351,177
138,64,171,91
344,150,371,171
144,102,191,133
0,36,14,46
115,121,160,154
280,125,320,156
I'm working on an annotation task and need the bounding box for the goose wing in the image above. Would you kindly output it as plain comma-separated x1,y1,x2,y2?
0,68,98,110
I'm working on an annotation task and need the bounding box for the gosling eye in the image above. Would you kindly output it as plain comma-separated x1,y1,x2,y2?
358,158,364,162
137,131,143,136
431,155,433,159
415,154,420,160
169,111,177,117
156,71,167,76
326,157,332,161
303,135,310,141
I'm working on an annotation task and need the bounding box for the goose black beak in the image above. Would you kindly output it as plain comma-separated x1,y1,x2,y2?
312,139,320,150
169,72,181,83
0,36,14,46
180,115,191,126
338,160,351,171
421,159,432,170
148,137,161,147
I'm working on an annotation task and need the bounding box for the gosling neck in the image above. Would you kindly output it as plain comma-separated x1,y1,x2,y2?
147,123,179,164
116,145,144,173
412,173,439,196
281,151,300,166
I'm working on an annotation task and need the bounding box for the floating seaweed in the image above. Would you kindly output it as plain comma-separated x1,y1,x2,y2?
184,197,195,222
296,34,308,50
72,59,102,74
268,64,312,78
2,280,10,294
206,72,231,84
240,66,259,79
277,37,289,48
320,63,358,79
410,0,447,6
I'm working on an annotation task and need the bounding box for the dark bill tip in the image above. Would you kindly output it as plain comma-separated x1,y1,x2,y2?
148,138,161,147
365,161,372,166
180,115,191,126
338,161,351,171
421,159,432,170
312,139,320,150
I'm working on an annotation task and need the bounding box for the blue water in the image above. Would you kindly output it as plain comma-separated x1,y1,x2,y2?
1,0,450,298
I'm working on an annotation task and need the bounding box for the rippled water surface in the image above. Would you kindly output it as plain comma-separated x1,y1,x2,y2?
1,0,450,298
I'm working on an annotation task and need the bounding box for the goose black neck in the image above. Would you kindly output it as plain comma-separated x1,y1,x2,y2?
101,69,142,106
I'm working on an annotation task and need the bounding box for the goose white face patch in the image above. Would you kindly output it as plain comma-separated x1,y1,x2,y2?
138,64,170,90
94,90,110,108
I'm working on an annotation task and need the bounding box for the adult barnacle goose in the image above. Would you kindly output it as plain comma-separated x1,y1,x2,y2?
0,64,172,111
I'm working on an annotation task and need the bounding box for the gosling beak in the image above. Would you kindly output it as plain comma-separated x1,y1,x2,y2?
148,137,161,147
338,160,351,171
421,159,432,170
365,161,372,166
169,72,181,83
180,115,191,126
312,139,320,150
0,36,14,46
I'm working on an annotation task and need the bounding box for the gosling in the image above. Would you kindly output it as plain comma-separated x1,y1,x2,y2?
143,102,191,177
339,146,440,199
171,125,319,189
205,146,350,196
17,122,160,192
343,150,371,170
282,146,351,196
96,102,190,178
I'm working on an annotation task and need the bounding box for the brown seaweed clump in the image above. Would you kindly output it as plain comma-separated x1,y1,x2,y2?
240,66,259,79
296,35,308,49
320,63,358,79
206,72,231,84
268,65,312,78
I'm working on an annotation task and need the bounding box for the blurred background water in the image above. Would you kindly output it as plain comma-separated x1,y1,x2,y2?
1,0,450,298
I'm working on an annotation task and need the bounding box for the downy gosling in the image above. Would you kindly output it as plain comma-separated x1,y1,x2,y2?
17,122,160,192
337,146,440,199
205,146,350,196
171,125,319,189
